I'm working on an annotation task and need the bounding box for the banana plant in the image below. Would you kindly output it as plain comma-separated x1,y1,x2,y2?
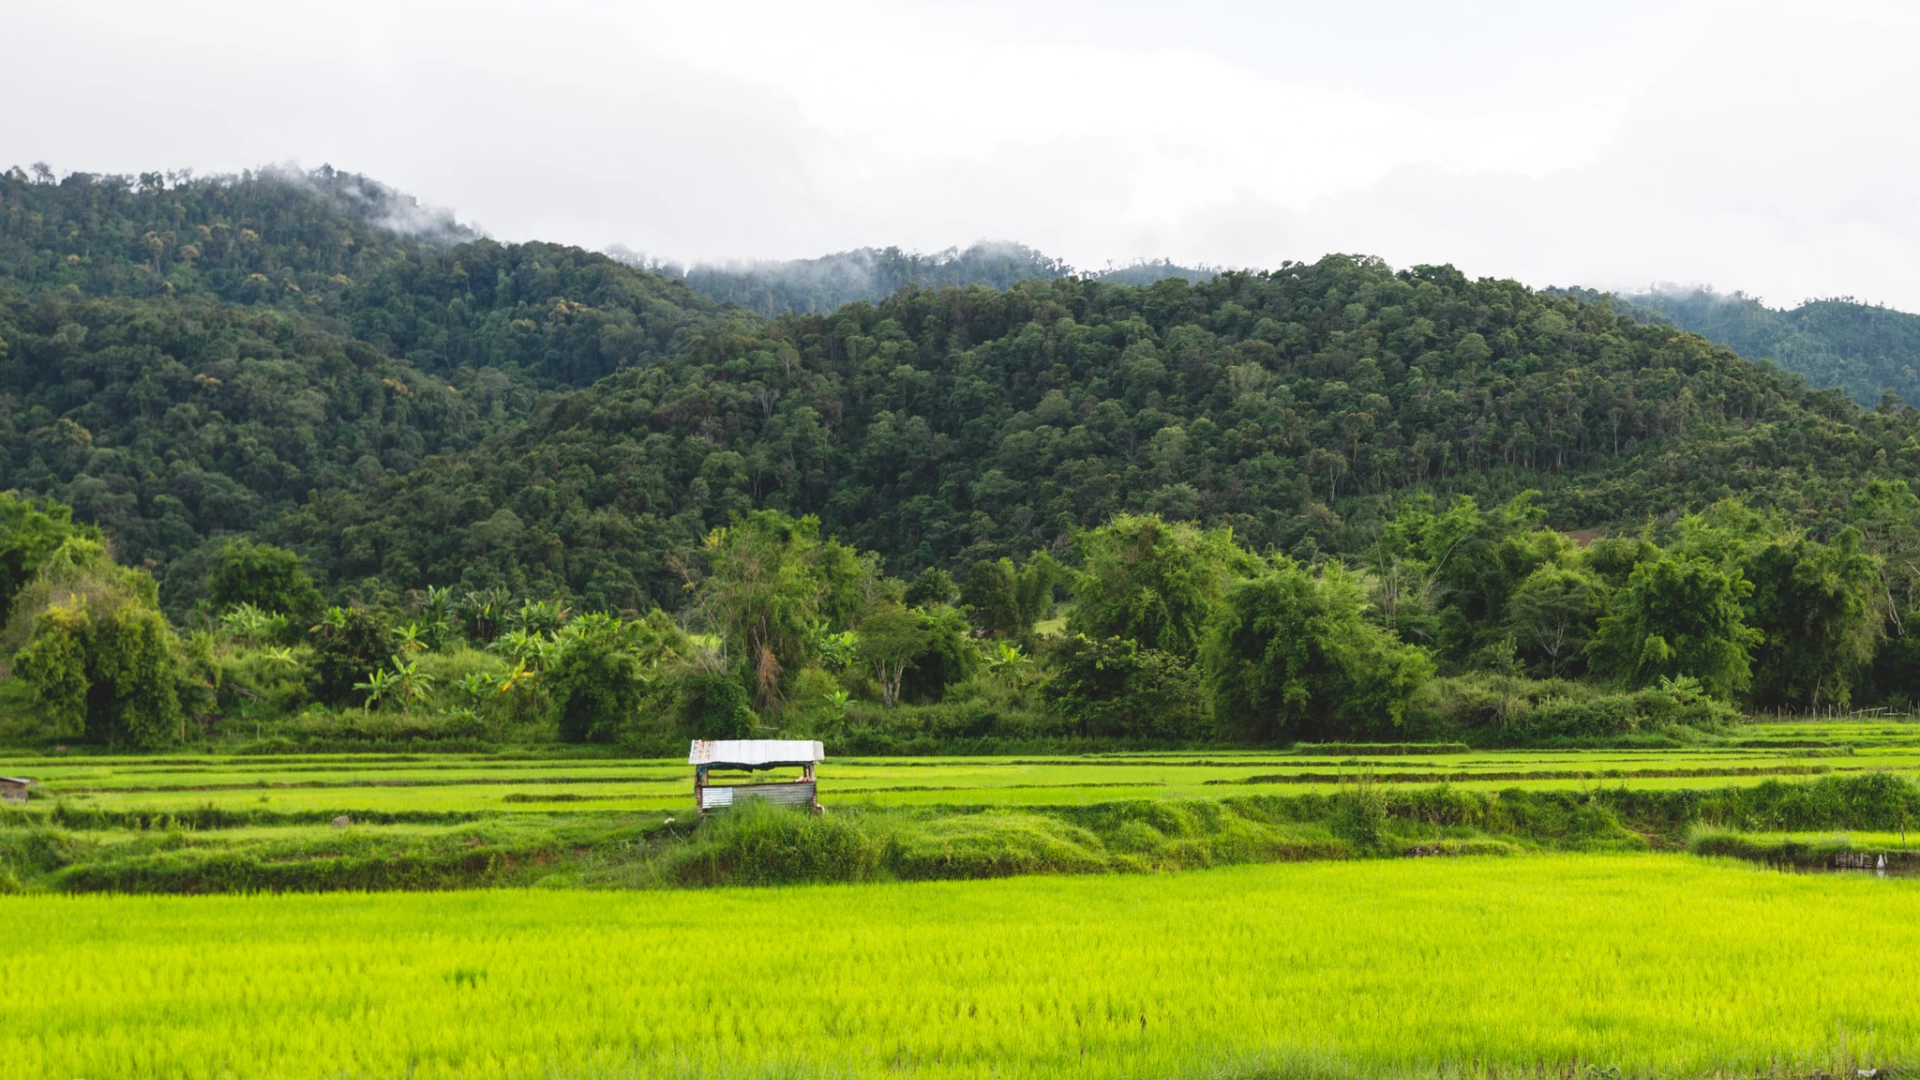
458,671,493,702
353,667,399,712
220,603,288,648
387,654,436,709
393,621,429,654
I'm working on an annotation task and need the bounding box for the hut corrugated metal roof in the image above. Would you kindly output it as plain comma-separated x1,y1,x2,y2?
688,740,825,767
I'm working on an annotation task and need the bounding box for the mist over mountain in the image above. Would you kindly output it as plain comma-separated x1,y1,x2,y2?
615,243,1218,318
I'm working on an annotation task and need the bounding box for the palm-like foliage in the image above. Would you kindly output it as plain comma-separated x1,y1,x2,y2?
220,603,288,648
353,667,399,712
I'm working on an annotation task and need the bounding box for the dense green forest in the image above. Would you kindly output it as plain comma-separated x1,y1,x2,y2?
1615,288,1920,409
7,164,1920,752
283,257,1920,614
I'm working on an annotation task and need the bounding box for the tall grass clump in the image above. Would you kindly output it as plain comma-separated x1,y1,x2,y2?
660,801,882,886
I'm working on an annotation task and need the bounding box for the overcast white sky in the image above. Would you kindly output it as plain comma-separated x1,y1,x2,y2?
8,0,1919,309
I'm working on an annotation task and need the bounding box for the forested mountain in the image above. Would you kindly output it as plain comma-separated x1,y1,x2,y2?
5,165,1920,620
1620,288,1920,408
12,162,1920,753
631,244,1216,318
279,260,1920,614
0,166,742,606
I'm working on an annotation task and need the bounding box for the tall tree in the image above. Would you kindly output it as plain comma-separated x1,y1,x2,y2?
1202,560,1433,742
1507,565,1604,678
693,511,830,709
1587,555,1760,701
9,537,183,747
1069,514,1258,659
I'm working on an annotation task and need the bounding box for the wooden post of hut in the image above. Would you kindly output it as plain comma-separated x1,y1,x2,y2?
0,777,30,806
689,740,825,815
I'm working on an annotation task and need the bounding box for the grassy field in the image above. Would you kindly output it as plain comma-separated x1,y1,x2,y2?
3,718,1916,818
5,720,1919,894
7,727,1919,1077
3,854,1915,1079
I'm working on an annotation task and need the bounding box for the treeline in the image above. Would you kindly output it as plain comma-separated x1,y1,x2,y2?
4,479,1911,752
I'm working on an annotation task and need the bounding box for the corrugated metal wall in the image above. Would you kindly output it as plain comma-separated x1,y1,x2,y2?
700,781,816,811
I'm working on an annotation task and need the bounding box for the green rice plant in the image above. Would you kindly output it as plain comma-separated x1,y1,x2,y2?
3,856,1920,1078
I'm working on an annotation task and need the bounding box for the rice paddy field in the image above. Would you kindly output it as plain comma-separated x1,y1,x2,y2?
3,718,1916,818
3,854,1917,1079
7,721,1920,1078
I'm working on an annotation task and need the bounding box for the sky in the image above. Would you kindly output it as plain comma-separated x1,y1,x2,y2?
7,0,1919,309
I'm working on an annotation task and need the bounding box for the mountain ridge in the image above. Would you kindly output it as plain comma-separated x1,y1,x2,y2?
3,165,1918,618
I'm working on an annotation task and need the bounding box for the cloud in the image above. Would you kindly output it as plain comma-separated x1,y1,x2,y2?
3,0,1918,308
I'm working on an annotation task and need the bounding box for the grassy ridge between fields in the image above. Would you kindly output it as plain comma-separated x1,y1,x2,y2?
6,773,1920,894
3,856,1917,1080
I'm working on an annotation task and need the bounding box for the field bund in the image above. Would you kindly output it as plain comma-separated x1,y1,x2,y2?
4,854,1916,1079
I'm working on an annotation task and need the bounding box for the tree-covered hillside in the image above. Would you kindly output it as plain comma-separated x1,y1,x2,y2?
0,167,746,606
10,164,1920,754
1622,288,1920,408
281,259,1920,614
5,166,1920,620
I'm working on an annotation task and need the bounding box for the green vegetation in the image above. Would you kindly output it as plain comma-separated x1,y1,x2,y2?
1618,286,1920,409
4,855,1918,1078
0,491,1902,755
14,161,1920,1080
12,167,1920,755
7,730,1920,893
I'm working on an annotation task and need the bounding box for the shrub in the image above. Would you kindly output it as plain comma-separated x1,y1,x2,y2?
675,670,755,739
1040,634,1206,739
1329,782,1388,849
8,538,184,747
306,607,396,706
544,613,670,743
206,541,323,623
663,801,880,887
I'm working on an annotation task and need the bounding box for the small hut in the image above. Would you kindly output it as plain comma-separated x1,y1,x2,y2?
689,740,824,815
0,777,29,806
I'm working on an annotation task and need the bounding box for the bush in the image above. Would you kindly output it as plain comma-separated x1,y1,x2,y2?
899,605,976,704
206,541,323,623
307,607,396,706
1329,782,1388,849
1040,634,1207,739
1419,674,1736,743
8,539,185,747
674,670,755,739
213,645,313,721
545,617,654,743
663,801,880,886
